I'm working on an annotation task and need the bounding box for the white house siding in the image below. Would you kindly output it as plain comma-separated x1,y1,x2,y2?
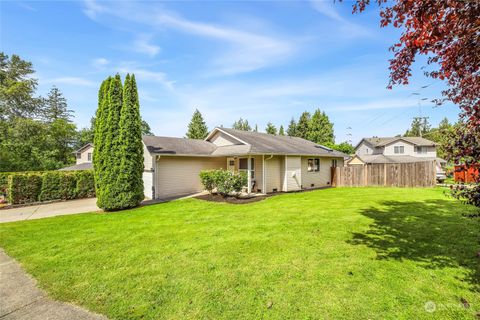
155,156,226,199
76,145,94,164
384,141,438,157
355,142,376,156
301,157,340,188
142,143,155,199
265,156,282,193
284,156,302,192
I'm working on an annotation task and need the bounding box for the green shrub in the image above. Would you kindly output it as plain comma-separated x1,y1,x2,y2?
75,171,96,198
39,171,77,202
4,170,95,204
8,174,42,204
0,172,10,196
199,170,216,193
199,169,247,197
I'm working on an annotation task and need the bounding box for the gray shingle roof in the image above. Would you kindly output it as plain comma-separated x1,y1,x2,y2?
362,136,436,148
217,128,346,157
142,129,347,158
58,162,93,171
354,154,446,164
142,135,216,156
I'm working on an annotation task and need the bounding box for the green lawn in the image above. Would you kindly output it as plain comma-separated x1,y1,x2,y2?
0,188,479,319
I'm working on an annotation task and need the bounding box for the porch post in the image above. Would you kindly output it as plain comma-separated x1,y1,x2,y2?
262,155,265,194
247,155,252,194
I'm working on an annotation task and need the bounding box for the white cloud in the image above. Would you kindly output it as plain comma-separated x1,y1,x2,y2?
44,77,96,87
82,0,295,75
117,66,175,91
132,36,161,57
310,0,371,37
92,58,110,69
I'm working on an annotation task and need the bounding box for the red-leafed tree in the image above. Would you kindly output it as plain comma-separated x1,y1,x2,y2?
351,0,479,209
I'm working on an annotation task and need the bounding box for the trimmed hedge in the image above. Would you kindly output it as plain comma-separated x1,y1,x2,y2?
8,174,43,205
4,170,95,205
76,171,96,198
39,172,77,202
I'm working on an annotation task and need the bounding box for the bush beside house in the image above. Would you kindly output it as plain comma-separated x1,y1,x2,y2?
199,169,247,197
3,171,95,205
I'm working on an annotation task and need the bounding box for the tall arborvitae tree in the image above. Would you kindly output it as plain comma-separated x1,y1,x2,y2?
93,77,111,208
186,109,208,139
307,108,335,145
287,118,297,137
296,111,311,139
95,75,123,210
278,125,285,136
265,122,277,135
115,74,144,209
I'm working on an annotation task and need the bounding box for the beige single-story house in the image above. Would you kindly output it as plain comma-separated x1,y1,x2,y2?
67,127,347,199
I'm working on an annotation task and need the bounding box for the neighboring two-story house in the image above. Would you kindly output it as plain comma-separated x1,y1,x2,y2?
59,143,94,171
348,137,446,167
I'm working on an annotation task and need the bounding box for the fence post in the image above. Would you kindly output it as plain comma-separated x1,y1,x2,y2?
364,164,368,186
383,163,387,186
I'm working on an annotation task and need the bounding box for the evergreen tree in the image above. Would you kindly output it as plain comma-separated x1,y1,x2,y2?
232,118,251,131
141,119,153,135
287,118,297,136
186,109,208,139
404,117,431,137
254,124,258,132
115,74,144,209
307,109,335,145
101,74,123,210
93,77,111,208
43,86,73,121
279,125,285,136
296,111,311,139
265,122,277,135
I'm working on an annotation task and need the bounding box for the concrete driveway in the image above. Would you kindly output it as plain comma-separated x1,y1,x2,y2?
0,198,99,224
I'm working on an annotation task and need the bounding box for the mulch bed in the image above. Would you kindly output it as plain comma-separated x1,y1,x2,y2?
194,193,271,204
194,187,332,204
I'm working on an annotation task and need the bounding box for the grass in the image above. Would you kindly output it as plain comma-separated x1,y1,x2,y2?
0,188,479,319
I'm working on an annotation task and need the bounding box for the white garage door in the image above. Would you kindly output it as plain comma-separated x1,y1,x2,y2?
155,156,226,199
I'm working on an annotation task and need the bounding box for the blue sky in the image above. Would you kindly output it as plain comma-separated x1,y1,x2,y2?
1,0,461,144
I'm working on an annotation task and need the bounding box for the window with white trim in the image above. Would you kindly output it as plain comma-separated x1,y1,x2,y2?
87,153,92,161
307,158,320,172
239,158,255,179
331,159,338,167
394,146,405,154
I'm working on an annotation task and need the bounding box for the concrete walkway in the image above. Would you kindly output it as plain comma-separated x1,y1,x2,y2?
0,198,99,224
0,249,106,320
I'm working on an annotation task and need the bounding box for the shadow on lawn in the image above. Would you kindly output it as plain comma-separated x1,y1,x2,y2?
349,199,480,291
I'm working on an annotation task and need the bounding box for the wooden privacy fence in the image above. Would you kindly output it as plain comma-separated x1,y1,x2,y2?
332,161,437,187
